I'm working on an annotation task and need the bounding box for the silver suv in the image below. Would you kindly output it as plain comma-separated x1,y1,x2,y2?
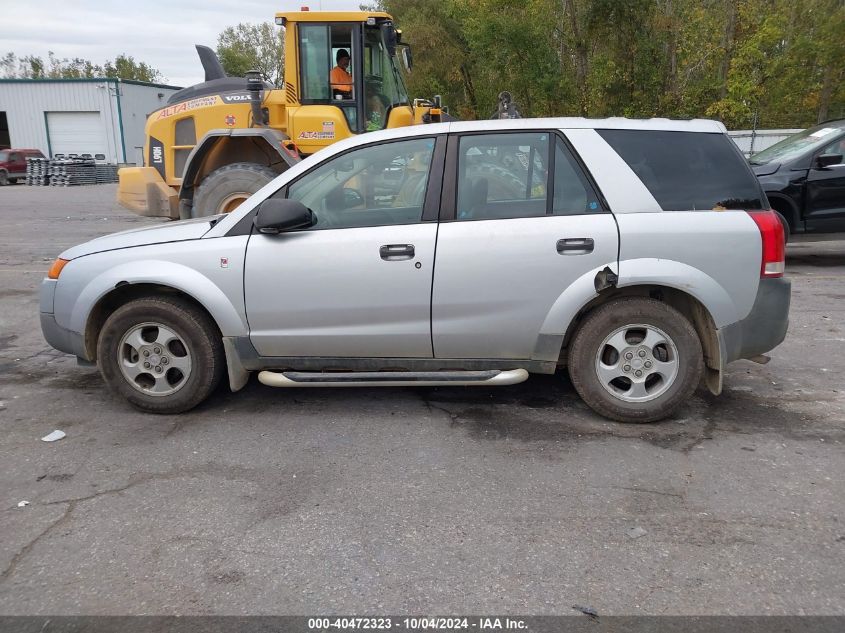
40,118,790,422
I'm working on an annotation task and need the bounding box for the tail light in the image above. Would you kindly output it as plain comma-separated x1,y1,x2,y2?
747,210,785,278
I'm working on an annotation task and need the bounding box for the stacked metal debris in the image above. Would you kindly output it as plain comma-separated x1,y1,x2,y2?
95,163,119,184
25,155,120,187
25,157,51,186
49,157,97,186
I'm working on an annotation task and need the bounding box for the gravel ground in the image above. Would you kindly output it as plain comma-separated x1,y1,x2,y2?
0,184,843,615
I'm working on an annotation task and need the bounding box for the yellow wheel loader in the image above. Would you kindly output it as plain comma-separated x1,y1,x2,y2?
118,10,445,220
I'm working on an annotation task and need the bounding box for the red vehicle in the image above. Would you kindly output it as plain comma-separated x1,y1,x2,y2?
0,148,45,185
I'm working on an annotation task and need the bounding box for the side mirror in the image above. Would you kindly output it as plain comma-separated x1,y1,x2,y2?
381,22,397,57
254,199,313,234
401,46,413,72
815,153,843,169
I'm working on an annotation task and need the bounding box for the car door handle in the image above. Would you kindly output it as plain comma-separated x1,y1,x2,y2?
557,238,594,255
380,244,415,261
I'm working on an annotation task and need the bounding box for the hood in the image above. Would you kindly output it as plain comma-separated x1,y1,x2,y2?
60,215,222,260
750,161,781,176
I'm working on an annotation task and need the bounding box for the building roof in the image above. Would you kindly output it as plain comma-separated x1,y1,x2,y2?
0,77,182,90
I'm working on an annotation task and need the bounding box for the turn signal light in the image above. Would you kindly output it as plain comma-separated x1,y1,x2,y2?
47,258,69,279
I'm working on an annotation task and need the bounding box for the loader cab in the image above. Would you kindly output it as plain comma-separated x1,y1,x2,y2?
279,11,411,150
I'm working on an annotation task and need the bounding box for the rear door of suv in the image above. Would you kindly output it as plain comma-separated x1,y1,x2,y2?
431,130,619,359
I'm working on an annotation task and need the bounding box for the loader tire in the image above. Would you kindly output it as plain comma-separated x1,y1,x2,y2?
192,162,278,217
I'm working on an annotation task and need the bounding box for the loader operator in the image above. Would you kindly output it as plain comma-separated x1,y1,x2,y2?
331,49,353,98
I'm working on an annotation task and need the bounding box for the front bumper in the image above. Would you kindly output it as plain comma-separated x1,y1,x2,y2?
40,312,87,359
721,277,791,364
39,278,87,359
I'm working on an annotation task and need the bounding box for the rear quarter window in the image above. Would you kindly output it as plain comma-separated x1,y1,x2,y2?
598,129,765,211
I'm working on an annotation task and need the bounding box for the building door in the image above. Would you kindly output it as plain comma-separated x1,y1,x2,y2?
46,112,108,158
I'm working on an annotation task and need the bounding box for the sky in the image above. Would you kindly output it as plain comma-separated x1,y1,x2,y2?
0,0,361,87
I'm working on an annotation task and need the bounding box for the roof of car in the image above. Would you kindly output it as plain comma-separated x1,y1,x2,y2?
449,117,727,134
321,117,728,154
814,119,845,129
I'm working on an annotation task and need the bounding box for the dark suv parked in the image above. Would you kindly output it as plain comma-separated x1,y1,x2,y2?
751,120,845,240
0,148,45,185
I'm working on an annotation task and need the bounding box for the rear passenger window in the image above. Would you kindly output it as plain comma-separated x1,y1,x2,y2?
457,133,549,220
598,129,765,211
553,137,603,215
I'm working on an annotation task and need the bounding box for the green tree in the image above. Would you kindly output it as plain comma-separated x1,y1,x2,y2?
216,22,285,85
103,54,162,82
0,51,163,82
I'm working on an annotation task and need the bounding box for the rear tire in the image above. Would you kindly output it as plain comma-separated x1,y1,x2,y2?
97,296,224,414
567,297,703,423
7,177,17,184
192,162,278,218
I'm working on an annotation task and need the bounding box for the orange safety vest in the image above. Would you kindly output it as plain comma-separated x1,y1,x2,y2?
330,66,352,93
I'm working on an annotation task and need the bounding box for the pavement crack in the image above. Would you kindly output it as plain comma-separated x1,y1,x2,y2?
610,486,684,499
0,501,75,584
424,402,460,421
40,462,263,508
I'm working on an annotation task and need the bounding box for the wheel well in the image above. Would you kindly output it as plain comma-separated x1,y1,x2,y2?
184,137,290,196
767,195,798,230
561,285,720,374
84,283,220,360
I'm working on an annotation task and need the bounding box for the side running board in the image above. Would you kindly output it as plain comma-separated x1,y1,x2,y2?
258,368,529,388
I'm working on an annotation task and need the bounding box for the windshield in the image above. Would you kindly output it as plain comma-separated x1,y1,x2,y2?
363,25,409,131
750,124,845,165
0,151,8,161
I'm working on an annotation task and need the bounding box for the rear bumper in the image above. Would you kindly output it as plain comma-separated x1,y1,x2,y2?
721,277,791,363
117,167,178,219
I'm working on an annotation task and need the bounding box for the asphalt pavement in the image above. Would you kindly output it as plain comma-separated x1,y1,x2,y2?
0,184,842,615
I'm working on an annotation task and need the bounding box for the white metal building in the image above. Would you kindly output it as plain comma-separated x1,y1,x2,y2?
0,78,181,165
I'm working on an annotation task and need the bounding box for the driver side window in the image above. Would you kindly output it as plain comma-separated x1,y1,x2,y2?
287,137,435,230
821,136,845,160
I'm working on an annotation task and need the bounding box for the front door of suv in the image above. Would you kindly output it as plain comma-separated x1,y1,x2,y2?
805,134,845,233
244,135,444,358
431,131,619,359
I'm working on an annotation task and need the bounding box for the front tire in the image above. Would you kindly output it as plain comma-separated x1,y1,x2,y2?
191,162,278,217
97,296,224,414
567,297,703,423
0,171,7,186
